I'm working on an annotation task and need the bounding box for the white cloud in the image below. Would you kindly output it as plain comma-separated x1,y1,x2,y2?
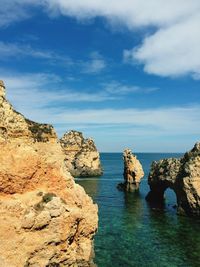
124,14,200,78
41,0,200,78
2,72,199,136
1,70,199,151
43,0,199,28
51,107,200,136
43,105,200,152
2,72,117,112
2,72,157,112
1,1,200,78
104,81,158,94
9,93,200,139
81,52,106,74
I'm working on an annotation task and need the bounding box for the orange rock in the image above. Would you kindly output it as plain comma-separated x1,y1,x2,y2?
0,80,98,266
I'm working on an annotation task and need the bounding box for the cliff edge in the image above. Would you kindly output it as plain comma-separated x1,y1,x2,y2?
0,81,98,266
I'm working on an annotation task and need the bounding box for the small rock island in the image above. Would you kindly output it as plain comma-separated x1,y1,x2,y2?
118,149,144,191
146,142,200,217
60,130,103,177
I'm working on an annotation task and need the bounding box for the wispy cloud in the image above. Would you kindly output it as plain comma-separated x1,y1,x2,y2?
2,71,158,111
0,41,73,67
50,107,200,136
2,1,199,79
0,0,34,27
0,41,50,59
104,81,158,94
0,42,107,75
10,94,200,140
81,52,106,74
2,72,117,111
1,70,199,152
2,71,199,139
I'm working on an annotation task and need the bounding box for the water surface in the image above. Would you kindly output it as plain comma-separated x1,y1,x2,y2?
77,153,200,267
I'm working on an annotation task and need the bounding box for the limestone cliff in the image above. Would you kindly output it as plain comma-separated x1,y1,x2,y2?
146,142,200,217
60,130,103,177
118,149,144,191
0,81,98,266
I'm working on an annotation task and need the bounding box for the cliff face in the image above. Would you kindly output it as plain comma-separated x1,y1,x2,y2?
146,142,200,217
118,149,144,192
60,130,103,177
0,81,98,266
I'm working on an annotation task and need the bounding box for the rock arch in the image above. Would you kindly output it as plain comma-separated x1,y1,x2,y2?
146,143,200,217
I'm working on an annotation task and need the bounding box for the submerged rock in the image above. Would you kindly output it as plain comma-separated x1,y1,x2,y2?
118,149,144,191
0,80,98,266
60,130,103,177
146,142,200,217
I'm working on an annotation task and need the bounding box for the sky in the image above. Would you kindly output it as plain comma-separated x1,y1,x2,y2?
0,0,200,152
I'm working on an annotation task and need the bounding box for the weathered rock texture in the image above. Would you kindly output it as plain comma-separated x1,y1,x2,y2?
118,149,144,191
146,142,200,217
0,81,98,266
60,130,103,177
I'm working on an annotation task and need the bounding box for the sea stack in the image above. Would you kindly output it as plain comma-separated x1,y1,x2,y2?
0,81,98,266
146,142,200,217
118,149,144,191
60,130,103,177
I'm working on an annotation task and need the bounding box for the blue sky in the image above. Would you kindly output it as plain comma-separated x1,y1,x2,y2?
0,1,200,152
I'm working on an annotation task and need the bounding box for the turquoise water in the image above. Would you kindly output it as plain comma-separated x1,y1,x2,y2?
77,153,200,267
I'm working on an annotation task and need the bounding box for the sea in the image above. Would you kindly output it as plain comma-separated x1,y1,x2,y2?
76,153,200,267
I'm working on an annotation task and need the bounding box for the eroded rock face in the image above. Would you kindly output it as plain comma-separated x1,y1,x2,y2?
146,142,200,217
118,149,144,191
60,130,103,177
0,81,98,266
0,81,56,143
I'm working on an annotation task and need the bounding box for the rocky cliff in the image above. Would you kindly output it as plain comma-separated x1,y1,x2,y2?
118,149,144,191
0,80,98,266
60,130,103,177
146,142,200,217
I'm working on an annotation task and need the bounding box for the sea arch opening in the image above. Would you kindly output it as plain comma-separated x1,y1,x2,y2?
164,188,178,210
146,182,179,210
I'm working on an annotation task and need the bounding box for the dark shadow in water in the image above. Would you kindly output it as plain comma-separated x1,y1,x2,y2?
146,188,178,213
123,190,142,214
146,197,166,211
122,191,143,230
76,177,100,201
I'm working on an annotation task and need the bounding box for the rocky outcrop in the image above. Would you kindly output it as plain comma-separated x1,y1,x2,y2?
60,130,103,177
118,149,144,191
0,81,98,266
146,142,200,217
